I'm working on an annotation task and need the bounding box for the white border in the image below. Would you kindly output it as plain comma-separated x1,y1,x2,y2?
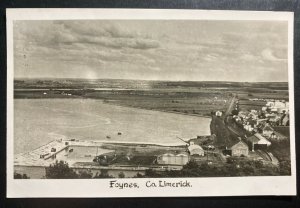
6,9,296,198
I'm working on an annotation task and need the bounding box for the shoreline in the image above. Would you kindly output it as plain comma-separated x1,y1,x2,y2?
102,100,212,119
15,139,193,157
14,97,212,119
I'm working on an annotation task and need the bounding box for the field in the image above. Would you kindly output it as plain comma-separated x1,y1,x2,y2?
14,79,289,117
238,99,267,111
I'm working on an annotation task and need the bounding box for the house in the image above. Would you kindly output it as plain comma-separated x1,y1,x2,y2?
262,125,274,138
157,152,189,165
246,135,260,151
270,108,278,113
216,111,222,117
266,101,275,107
270,131,288,141
226,138,249,157
282,114,289,126
278,107,289,114
246,133,271,151
255,133,271,146
244,124,253,132
188,143,205,156
274,101,287,108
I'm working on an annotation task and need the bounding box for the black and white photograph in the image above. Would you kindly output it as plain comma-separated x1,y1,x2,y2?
6,9,296,197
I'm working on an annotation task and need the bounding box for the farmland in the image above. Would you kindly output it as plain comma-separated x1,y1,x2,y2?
14,79,289,117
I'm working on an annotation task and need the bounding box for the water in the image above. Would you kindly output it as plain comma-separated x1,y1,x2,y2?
14,99,211,154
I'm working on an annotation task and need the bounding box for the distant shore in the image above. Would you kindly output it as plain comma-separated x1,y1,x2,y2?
101,100,212,119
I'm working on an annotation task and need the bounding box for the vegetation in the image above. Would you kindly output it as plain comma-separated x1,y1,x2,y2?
14,172,30,179
77,170,93,179
45,160,117,179
46,160,79,179
111,155,157,166
93,170,114,178
15,78,291,178
118,172,125,178
268,140,291,175
14,79,289,117
139,160,281,178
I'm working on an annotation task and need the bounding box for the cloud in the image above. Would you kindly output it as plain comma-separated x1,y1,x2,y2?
78,36,160,50
13,20,289,82
148,66,161,71
14,21,160,51
261,48,286,61
240,54,257,61
54,21,160,50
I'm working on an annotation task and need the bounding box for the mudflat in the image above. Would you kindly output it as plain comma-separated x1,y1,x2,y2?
14,99,211,154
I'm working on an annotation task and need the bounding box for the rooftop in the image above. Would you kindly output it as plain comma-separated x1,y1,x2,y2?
263,125,274,131
247,135,260,143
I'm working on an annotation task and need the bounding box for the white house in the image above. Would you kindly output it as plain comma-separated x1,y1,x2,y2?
188,144,204,156
157,153,189,165
215,111,222,117
244,124,253,132
255,133,271,146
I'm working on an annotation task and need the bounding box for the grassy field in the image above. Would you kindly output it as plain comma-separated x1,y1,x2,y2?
238,99,267,111
14,79,288,117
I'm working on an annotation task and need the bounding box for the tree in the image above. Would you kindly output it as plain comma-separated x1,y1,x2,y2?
231,109,239,116
183,160,199,170
134,173,144,178
94,169,113,178
46,160,78,179
118,172,125,178
279,161,291,175
78,170,93,179
14,172,30,179
144,169,161,177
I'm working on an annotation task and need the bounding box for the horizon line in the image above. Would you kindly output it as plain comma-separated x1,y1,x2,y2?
13,77,289,83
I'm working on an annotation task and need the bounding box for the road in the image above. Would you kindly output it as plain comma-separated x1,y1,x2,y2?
223,94,250,137
225,94,237,116
223,94,244,138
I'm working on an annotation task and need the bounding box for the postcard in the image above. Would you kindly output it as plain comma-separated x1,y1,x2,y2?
6,9,296,197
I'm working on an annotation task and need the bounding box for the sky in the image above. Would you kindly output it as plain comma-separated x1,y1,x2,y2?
14,20,289,82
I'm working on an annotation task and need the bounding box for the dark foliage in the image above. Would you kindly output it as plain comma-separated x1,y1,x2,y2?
93,169,114,178
14,172,30,179
141,159,281,178
46,160,79,179
77,170,93,179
